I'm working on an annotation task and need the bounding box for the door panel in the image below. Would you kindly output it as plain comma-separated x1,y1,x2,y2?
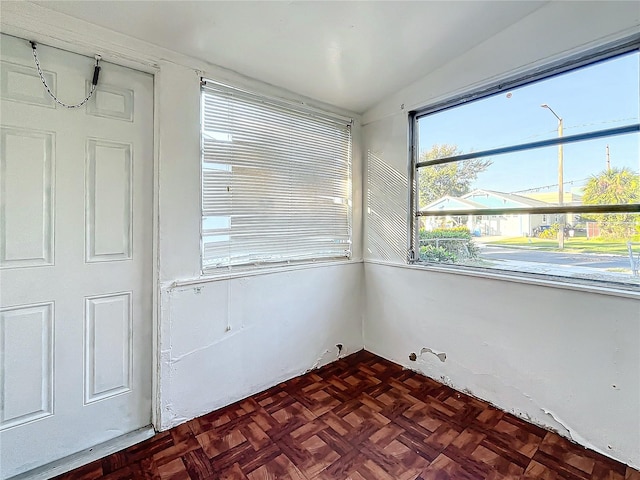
0,127,55,268
85,139,133,262
0,303,54,430
84,292,133,404
0,34,154,478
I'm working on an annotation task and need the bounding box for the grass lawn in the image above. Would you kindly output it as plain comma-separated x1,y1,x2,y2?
485,237,635,255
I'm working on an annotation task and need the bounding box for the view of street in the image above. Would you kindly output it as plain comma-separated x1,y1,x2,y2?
480,245,629,270
467,239,640,285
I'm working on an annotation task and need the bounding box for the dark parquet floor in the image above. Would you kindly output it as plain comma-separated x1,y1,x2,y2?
56,351,639,480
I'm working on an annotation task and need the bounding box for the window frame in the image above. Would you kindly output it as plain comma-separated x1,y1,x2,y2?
199,79,354,274
407,34,640,288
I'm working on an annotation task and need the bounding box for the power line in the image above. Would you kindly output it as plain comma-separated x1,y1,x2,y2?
512,177,590,194
496,117,638,146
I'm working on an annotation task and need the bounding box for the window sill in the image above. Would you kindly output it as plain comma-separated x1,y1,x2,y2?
364,258,640,300
169,258,363,289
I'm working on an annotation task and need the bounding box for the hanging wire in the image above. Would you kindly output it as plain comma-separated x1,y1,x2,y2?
30,41,102,109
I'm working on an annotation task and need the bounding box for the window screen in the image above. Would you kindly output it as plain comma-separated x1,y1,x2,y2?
201,81,352,270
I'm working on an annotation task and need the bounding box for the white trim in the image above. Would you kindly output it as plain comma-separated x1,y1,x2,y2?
7,426,155,480
364,259,640,300
151,71,161,430
171,258,363,290
0,6,159,72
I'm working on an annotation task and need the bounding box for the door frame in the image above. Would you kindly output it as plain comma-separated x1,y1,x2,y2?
0,17,163,430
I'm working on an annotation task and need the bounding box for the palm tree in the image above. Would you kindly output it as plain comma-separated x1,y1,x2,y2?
582,167,640,238
583,167,639,205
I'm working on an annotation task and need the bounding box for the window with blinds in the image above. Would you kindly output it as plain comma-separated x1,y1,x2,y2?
201,80,352,271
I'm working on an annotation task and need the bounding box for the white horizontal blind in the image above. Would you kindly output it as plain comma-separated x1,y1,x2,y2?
201,81,352,270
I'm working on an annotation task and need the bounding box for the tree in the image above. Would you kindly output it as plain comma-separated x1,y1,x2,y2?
418,144,492,207
582,167,640,238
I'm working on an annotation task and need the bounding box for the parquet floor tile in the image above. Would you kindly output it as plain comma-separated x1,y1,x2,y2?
54,351,639,480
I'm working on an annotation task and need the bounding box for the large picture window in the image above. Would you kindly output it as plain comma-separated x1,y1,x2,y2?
410,38,640,287
201,80,352,271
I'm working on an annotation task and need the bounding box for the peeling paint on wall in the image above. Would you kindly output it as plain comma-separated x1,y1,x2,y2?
420,347,446,362
541,408,573,440
309,349,331,371
413,354,613,459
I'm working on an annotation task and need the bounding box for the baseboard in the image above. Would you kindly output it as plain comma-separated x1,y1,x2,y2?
7,426,156,480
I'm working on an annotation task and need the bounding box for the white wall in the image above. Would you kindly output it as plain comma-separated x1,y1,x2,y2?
0,2,365,435
155,61,365,430
362,1,640,468
160,264,362,428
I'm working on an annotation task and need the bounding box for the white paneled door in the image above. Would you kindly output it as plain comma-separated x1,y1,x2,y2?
0,34,153,478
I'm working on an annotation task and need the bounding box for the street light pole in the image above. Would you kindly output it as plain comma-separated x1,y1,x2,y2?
541,104,564,249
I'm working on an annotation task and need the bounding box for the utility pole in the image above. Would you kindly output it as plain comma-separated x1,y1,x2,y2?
541,104,564,249
606,144,611,171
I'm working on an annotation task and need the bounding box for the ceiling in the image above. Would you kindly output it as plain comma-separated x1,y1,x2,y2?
32,1,547,113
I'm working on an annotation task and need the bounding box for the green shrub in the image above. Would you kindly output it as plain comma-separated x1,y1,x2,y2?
418,227,479,263
419,245,456,263
420,226,471,240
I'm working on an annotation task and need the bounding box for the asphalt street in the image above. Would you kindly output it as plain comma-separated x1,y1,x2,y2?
480,245,630,270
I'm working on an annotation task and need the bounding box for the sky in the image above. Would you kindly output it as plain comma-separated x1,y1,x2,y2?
418,50,640,195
